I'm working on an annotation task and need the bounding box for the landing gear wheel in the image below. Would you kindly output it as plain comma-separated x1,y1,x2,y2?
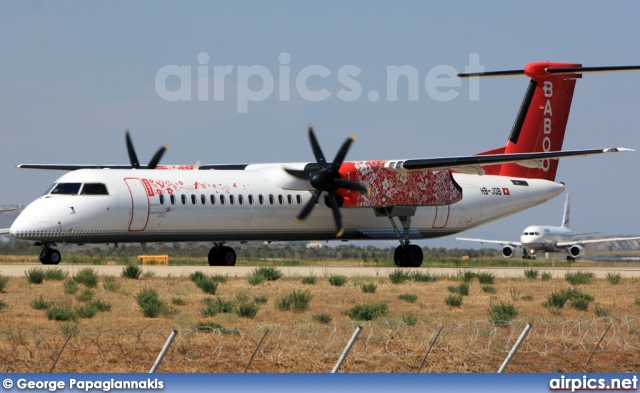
39,248,61,265
208,247,219,266
217,247,236,266
404,245,423,267
393,246,403,267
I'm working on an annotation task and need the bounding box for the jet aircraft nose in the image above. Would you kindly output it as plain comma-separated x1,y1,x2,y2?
9,211,35,239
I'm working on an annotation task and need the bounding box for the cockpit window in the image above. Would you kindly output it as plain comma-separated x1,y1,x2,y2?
80,183,109,195
42,183,57,196
50,183,82,195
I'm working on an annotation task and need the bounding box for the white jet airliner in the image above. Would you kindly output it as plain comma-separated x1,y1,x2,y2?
456,193,640,260
1,62,639,267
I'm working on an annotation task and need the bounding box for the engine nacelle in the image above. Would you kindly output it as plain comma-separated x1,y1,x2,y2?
502,245,516,258
567,245,585,258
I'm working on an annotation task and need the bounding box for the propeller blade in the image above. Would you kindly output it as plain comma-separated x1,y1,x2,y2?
295,189,322,222
147,145,168,169
308,125,327,167
125,129,141,169
333,179,370,195
284,168,312,180
329,135,355,171
326,193,344,237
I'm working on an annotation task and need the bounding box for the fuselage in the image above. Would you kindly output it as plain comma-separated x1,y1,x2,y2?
9,164,564,245
519,225,573,253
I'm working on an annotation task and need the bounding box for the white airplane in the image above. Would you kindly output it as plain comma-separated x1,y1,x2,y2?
1,61,639,267
456,193,640,260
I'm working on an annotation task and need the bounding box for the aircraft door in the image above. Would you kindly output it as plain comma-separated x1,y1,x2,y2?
432,205,450,229
124,178,150,231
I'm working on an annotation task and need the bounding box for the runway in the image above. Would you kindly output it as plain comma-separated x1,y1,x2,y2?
1,263,640,278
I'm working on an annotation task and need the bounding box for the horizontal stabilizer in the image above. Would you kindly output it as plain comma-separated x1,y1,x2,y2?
458,65,640,78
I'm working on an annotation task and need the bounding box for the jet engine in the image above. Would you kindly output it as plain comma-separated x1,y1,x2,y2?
567,245,585,258
502,245,516,258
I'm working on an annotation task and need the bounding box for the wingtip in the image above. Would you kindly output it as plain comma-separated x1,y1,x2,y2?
336,228,345,238
294,217,302,223
348,135,356,141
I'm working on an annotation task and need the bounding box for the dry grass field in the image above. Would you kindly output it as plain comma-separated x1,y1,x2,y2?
0,265,639,373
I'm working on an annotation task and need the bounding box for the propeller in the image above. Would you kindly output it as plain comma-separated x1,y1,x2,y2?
285,125,369,237
125,129,168,169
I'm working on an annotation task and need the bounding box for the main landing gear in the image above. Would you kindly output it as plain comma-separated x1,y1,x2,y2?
375,207,424,268
38,243,61,265
208,243,237,266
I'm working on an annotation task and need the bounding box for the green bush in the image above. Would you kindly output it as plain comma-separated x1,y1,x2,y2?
489,302,518,326
565,271,595,285
605,272,621,285
524,269,539,280
460,271,476,283
254,295,268,304
25,268,45,284
75,304,99,319
447,282,469,296
31,295,53,310
398,293,418,303
76,288,94,302
328,275,347,287
252,267,283,281
346,302,388,321
46,305,77,321
445,295,463,307
172,297,187,306
403,312,419,326
102,275,121,292
360,282,377,293
481,285,496,294
544,288,594,311
189,271,206,282
63,279,79,294
43,268,68,281
412,271,437,282
194,277,219,295
247,274,265,286
276,289,312,312
0,275,9,292
75,268,98,288
312,314,332,324
477,271,496,284
594,304,612,318
121,264,142,279
90,300,112,312
136,288,165,318
236,302,259,318
389,269,411,284
194,321,239,334
541,272,553,281
301,276,317,285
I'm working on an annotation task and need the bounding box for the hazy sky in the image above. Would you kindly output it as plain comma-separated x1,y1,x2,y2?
1,1,639,248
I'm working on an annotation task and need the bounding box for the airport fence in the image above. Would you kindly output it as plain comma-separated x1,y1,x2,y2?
1,317,639,373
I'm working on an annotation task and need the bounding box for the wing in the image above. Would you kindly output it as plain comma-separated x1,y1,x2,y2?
17,148,631,173
456,237,522,248
557,236,640,248
0,228,10,235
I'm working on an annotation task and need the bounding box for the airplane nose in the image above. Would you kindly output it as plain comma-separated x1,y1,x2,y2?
10,212,35,238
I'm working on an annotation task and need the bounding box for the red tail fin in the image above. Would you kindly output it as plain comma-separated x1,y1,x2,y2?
474,62,582,180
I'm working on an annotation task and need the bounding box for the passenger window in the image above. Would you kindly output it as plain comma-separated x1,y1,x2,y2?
220,195,226,205
296,195,301,204
170,195,176,205
51,183,82,195
238,195,243,205
201,194,206,205
259,195,264,205
269,194,274,205
287,195,292,204
248,195,254,205
229,195,235,205
80,183,109,195
191,194,196,205
210,195,216,205
278,195,284,205
181,194,186,205
159,195,165,205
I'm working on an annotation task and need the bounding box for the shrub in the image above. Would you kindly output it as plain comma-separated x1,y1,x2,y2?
398,293,418,303
31,295,53,310
276,290,312,313
605,272,621,285
460,271,476,283
346,302,388,321
0,275,9,292
481,285,496,294
254,295,268,304
403,312,419,326
43,268,68,281
75,268,98,288
194,321,239,334
544,288,594,311
136,288,165,318
445,295,463,307
301,276,317,285
412,271,437,282
90,300,112,312
236,302,259,318
389,269,411,284
252,267,283,281
75,304,99,319
247,274,265,286
565,271,595,285
194,277,219,295
46,305,77,321
102,275,121,292
447,283,469,296
121,264,142,279
0,300,6,311
489,302,518,326
328,275,347,287
172,297,186,306
25,268,45,284
189,271,206,282
524,269,539,280
541,272,553,281
201,297,235,317
361,283,377,293
76,288,94,302
210,274,228,284
312,314,332,324
477,272,496,284
594,305,612,318
63,279,79,294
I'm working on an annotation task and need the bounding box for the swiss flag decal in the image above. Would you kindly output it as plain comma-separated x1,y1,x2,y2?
502,188,510,196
